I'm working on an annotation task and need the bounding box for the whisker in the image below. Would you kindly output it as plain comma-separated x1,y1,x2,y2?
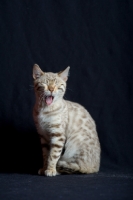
40,93,45,98
29,85,34,88
39,96,44,105
27,85,34,91
64,95,68,100
26,88,33,91
39,92,45,105
67,87,73,92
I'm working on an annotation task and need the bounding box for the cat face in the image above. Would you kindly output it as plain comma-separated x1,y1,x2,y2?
33,64,70,106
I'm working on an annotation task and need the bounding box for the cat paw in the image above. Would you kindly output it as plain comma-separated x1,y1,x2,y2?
45,169,60,177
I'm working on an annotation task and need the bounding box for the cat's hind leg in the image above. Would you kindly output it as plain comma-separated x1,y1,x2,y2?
57,160,81,174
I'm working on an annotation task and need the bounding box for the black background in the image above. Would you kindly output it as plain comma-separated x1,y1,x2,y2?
0,0,133,176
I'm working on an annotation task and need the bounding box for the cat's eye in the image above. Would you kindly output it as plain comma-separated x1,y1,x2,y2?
58,84,64,88
44,79,49,85
58,84,64,91
36,86,43,91
42,83,47,87
54,79,57,84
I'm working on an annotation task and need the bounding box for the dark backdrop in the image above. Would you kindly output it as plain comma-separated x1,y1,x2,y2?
0,0,133,174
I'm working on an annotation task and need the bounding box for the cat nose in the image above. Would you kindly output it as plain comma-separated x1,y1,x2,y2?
48,85,55,92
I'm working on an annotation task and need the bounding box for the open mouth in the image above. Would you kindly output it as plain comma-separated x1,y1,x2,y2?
45,95,54,106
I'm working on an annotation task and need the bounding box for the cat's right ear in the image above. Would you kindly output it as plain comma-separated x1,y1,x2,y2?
33,64,44,79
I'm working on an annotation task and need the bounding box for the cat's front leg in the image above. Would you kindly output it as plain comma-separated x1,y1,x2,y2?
38,135,49,175
45,132,65,176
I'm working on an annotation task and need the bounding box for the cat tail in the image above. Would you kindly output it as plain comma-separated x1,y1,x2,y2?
56,160,81,174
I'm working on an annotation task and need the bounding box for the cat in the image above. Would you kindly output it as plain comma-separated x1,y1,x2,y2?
32,64,101,176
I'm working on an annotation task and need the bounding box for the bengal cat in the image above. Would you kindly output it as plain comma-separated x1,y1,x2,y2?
33,64,101,176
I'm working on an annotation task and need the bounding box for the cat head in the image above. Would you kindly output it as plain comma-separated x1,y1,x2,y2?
33,64,70,106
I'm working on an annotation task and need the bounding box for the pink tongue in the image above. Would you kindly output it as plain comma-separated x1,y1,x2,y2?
45,96,53,105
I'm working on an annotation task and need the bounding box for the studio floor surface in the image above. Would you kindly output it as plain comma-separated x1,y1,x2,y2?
0,172,133,200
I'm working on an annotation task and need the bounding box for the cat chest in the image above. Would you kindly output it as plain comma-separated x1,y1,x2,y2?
37,111,62,130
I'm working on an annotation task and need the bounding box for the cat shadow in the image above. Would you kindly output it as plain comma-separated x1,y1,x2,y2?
0,121,42,174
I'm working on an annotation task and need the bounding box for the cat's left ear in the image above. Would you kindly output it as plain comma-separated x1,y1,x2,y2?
58,66,70,82
33,64,44,79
